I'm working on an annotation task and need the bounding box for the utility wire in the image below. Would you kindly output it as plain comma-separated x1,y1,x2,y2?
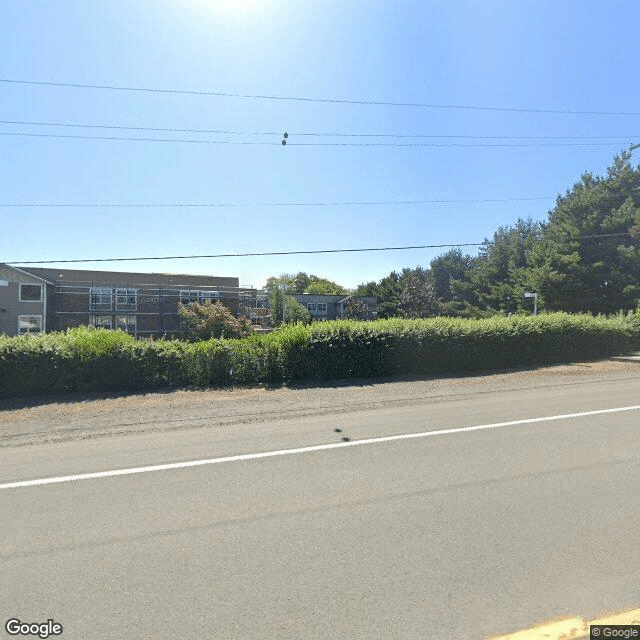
0,131,627,147
0,119,281,137
0,131,273,145
2,78,640,116
1,119,638,140
6,234,633,265
0,197,555,208
292,142,622,147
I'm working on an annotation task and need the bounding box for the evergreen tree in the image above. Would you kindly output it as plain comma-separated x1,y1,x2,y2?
472,218,543,312
355,271,404,318
530,151,640,313
398,267,438,318
429,248,478,307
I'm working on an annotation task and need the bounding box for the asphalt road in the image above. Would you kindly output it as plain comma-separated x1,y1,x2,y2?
1,375,639,639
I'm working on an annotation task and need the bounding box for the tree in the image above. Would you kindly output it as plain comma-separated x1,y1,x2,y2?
281,296,311,325
178,300,253,341
266,273,348,296
471,218,543,312
264,278,311,325
530,151,640,313
345,297,371,320
429,248,478,305
304,278,349,295
355,271,404,318
397,267,438,318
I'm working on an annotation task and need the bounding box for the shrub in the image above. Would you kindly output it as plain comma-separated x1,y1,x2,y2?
0,313,635,398
178,300,253,341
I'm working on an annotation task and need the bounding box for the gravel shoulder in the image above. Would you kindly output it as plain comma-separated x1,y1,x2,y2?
2,358,640,448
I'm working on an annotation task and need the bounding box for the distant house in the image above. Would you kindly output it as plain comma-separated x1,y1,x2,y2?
0,264,241,337
293,293,378,320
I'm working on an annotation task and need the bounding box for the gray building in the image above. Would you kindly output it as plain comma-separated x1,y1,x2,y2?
293,293,378,321
0,264,54,337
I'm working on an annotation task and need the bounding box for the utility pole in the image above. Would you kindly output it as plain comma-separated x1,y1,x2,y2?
278,283,288,324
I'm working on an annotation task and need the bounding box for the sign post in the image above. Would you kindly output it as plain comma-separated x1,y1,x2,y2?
524,292,538,315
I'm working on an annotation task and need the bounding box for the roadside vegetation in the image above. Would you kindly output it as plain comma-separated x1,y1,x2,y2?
2,153,639,399
264,152,640,320
1,312,637,399
353,151,640,318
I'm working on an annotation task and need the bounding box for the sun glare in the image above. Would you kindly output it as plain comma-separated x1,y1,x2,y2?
206,0,261,13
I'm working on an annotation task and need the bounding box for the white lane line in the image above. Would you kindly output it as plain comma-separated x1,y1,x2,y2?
1,404,639,490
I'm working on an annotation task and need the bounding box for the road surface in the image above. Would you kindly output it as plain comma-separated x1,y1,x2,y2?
1,366,639,639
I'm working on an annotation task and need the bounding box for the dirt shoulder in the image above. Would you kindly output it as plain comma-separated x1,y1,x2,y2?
1,358,640,448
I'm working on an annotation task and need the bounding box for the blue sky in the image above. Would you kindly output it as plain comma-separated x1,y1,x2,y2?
2,0,639,290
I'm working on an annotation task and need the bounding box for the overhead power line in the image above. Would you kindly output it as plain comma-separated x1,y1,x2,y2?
0,131,627,148
0,197,554,208
1,119,639,140
0,119,282,137
1,78,640,116
0,131,272,145
6,234,632,265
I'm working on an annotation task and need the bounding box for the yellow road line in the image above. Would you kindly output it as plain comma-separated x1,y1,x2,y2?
486,616,587,639
590,608,640,626
486,608,640,640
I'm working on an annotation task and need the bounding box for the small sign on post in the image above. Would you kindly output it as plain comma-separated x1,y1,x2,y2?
524,292,538,315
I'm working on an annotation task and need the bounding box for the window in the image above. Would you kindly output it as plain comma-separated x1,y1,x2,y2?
201,290,219,301
90,315,112,329
19,284,42,302
116,288,137,310
317,303,327,313
18,315,43,333
115,315,136,333
90,287,113,310
180,290,200,305
307,303,317,312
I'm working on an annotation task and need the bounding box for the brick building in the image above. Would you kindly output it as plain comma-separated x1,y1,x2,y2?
0,264,241,337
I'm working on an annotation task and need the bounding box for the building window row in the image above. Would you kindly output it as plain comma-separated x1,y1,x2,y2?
307,302,327,313
179,290,219,305
89,288,138,311
90,315,137,332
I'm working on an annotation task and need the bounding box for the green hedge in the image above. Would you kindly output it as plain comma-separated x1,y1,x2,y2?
0,313,636,398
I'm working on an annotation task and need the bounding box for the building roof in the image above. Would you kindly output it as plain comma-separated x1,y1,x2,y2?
0,263,55,286
14,266,239,289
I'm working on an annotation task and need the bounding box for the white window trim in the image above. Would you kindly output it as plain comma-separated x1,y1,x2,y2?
19,283,43,302
179,290,200,305
90,315,113,329
115,315,137,336
90,287,113,310
18,314,43,334
115,288,138,310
